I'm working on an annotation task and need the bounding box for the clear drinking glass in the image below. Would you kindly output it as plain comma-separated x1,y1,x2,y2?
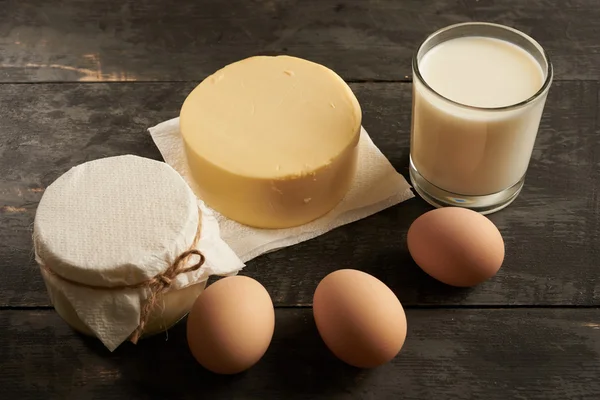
409,22,553,214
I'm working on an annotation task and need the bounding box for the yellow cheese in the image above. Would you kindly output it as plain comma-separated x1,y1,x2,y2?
180,55,362,228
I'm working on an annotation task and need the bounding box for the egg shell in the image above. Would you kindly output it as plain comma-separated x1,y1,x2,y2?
313,269,407,368
407,207,505,287
186,275,275,374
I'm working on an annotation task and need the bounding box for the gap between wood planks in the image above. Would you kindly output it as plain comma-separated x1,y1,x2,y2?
0,78,593,85
2,304,599,311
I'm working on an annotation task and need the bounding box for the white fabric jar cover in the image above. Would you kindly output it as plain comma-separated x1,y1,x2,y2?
33,155,245,351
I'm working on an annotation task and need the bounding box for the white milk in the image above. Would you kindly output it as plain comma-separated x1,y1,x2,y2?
411,36,548,196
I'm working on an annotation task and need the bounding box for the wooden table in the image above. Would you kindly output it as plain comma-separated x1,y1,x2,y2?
1,1,599,398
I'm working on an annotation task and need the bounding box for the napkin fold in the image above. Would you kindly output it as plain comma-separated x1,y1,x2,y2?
148,118,413,262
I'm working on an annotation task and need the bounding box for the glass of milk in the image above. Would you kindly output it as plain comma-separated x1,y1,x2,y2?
410,22,553,214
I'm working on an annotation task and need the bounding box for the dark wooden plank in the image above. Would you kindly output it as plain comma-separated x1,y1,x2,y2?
1,80,598,307
0,308,598,399
0,0,598,82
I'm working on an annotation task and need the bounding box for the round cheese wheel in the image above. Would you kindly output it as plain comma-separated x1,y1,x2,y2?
180,55,362,228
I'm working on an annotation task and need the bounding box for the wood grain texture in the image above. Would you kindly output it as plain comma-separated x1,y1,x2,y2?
0,308,598,399
0,0,598,82
1,81,598,307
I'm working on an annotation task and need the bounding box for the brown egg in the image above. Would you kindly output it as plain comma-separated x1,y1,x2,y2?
407,207,505,287
313,269,407,368
186,276,274,374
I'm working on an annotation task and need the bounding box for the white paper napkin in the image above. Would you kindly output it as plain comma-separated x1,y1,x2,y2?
148,118,413,262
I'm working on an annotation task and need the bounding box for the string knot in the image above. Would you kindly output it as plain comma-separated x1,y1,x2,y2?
157,276,172,286
129,249,205,344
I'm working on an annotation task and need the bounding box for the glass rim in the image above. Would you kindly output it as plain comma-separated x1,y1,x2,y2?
412,22,554,112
